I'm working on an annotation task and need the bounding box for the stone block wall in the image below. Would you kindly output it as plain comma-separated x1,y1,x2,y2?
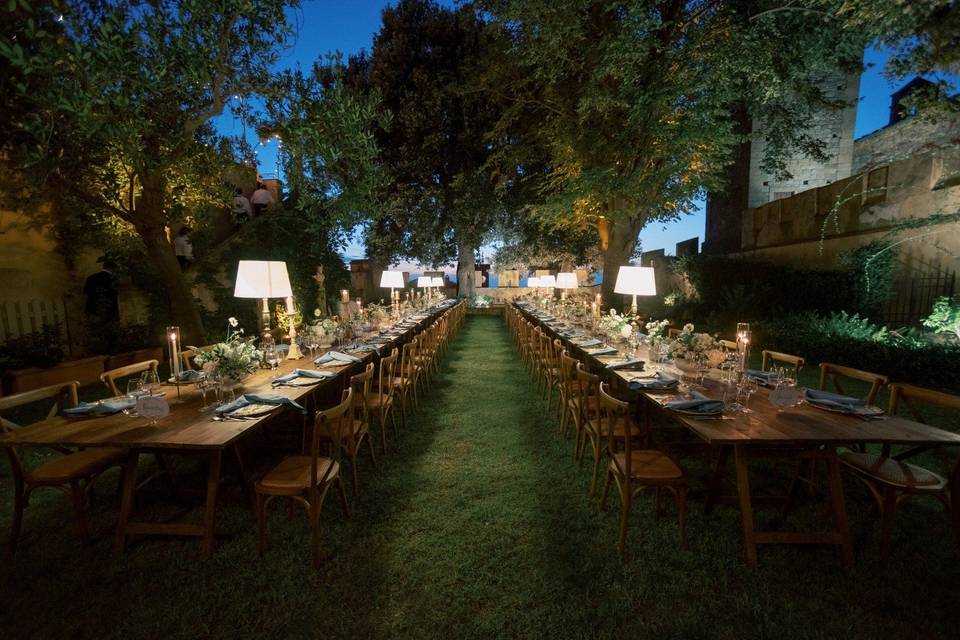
853,110,960,174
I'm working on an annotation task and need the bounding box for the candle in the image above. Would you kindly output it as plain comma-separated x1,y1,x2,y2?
341,289,349,303
166,326,181,380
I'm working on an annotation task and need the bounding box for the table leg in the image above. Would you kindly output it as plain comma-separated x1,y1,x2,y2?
114,450,140,554
232,444,254,511
705,445,729,515
825,447,854,568
734,445,758,567
201,450,222,556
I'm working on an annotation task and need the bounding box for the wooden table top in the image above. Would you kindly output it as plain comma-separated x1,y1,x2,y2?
2,306,451,451
515,303,960,448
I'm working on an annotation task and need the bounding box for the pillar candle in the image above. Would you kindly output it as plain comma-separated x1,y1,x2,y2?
341,289,349,303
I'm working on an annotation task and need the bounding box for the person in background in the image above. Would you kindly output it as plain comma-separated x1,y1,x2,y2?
251,182,275,216
84,258,120,322
231,187,253,223
174,226,193,269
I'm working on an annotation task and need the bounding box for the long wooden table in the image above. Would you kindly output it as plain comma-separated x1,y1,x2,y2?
515,302,960,566
2,302,458,555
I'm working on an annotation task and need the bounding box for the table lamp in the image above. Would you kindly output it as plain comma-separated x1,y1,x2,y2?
234,260,303,359
417,276,431,300
539,274,556,295
556,272,578,300
526,276,540,288
380,270,405,313
613,266,656,314
431,277,444,299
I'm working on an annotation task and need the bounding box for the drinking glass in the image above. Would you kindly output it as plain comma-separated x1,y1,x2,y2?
123,379,142,417
265,345,280,378
141,370,160,396
195,374,213,411
739,378,759,413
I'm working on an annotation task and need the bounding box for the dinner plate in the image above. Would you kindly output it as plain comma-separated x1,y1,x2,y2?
807,401,884,417
227,403,277,418
673,408,723,418
284,376,323,387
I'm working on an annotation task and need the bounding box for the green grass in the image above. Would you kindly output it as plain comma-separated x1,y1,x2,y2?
1,316,959,639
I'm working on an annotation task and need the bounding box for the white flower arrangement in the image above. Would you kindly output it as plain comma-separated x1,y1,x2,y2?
192,320,263,381
645,319,669,338
364,302,390,326
666,323,719,362
470,294,493,308
597,309,637,341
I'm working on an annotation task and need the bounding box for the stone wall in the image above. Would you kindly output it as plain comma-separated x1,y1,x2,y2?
852,110,960,174
747,72,860,208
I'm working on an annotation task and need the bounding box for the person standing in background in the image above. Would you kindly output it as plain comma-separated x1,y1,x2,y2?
84,258,120,322
174,226,193,269
251,182,275,216
231,187,253,223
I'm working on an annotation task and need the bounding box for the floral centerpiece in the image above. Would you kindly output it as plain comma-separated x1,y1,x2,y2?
470,294,493,309
645,319,669,338
365,302,391,328
597,309,637,341
306,309,337,345
666,323,719,365
192,318,263,384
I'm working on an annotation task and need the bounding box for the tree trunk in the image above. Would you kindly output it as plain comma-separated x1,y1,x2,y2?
599,216,644,312
456,239,477,298
136,174,205,344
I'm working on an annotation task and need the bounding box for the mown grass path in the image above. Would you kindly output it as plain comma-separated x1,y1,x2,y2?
1,316,959,639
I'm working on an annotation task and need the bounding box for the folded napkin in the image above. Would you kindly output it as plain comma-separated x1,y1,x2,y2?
606,358,645,371
575,338,603,348
627,372,679,390
215,393,305,415
314,351,361,365
353,344,382,354
746,369,774,385
585,347,618,356
272,369,337,385
805,389,865,411
665,391,724,414
176,369,201,382
63,398,136,416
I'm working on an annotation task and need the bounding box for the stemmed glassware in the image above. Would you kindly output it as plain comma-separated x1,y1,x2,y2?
123,379,142,417
264,345,281,378
140,370,160,396
195,373,215,411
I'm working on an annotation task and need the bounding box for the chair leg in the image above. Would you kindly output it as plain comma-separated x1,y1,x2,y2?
617,491,632,558
676,486,688,550
9,483,26,555
366,435,377,466
336,478,351,518
351,451,361,496
879,487,899,559
70,480,90,543
589,439,602,496
310,499,322,569
256,493,267,558
600,470,612,511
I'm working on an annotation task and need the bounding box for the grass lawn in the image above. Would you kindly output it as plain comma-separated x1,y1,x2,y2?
1,315,958,639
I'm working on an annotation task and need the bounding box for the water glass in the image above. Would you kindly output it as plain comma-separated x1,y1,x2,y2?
141,370,160,396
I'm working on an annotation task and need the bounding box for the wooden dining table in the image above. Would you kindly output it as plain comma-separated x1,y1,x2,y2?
515,302,960,566
1,303,455,556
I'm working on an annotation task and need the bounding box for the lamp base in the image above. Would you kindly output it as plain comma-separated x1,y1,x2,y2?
286,342,304,360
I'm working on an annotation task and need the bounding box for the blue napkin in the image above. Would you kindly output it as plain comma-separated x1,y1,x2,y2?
176,369,201,382
585,347,618,356
353,344,382,354
805,389,865,411
627,372,679,390
63,398,136,416
314,351,361,365
606,358,645,371
215,393,305,415
575,338,603,348
746,369,774,385
665,391,724,414
272,369,337,385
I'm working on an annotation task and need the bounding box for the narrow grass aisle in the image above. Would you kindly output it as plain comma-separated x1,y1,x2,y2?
3,315,959,640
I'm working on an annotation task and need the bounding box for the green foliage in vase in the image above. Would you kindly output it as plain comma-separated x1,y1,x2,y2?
191,320,262,381
922,296,960,342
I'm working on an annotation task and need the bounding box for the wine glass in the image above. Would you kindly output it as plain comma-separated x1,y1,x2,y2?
739,377,759,413
264,345,280,378
123,379,142,417
141,370,160,396
195,373,213,411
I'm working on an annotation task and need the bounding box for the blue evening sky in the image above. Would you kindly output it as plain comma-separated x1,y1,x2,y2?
218,2,950,266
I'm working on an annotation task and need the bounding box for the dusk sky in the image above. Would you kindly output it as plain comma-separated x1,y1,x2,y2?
217,1,955,268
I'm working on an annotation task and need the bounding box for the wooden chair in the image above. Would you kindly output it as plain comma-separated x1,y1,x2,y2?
598,383,687,557
718,339,738,352
368,348,399,451
581,373,642,496
818,362,888,405
0,382,126,553
180,345,214,372
396,337,421,415
319,363,376,495
100,359,159,396
255,388,352,568
761,350,805,378
840,383,959,558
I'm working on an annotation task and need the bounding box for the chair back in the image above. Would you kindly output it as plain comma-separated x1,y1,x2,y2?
101,359,159,396
350,363,375,421
0,381,80,479
761,350,805,377
889,383,960,423
598,382,632,474
401,338,418,376
818,362,887,405
574,362,599,424
377,348,399,404
180,345,214,371
312,388,353,480
718,339,738,352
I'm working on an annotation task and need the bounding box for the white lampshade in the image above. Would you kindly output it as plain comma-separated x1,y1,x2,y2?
431,277,444,288
234,260,293,298
556,272,578,289
417,276,431,288
539,275,557,288
380,270,405,289
526,276,540,288
613,266,656,296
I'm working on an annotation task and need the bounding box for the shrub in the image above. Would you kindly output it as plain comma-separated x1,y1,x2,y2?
758,311,960,392
0,325,66,370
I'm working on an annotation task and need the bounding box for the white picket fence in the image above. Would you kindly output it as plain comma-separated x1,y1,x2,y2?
0,298,69,346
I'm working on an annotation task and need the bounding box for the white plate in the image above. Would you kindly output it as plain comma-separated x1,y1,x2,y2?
808,401,884,417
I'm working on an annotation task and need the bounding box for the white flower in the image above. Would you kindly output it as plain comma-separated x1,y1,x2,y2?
314,308,322,317
683,323,695,333
228,317,238,327
620,324,633,338
609,309,617,317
